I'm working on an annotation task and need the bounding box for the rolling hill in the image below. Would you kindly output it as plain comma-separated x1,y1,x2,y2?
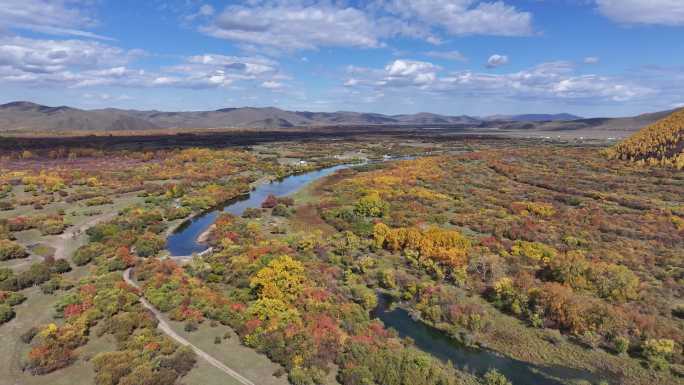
485,113,582,122
0,102,481,132
607,108,684,169
0,101,673,136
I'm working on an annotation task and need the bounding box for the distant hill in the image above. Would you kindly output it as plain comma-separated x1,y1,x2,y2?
0,101,481,132
0,101,672,136
485,113,582,122
0,102,159,132
486,109,676,135
606,108,684,169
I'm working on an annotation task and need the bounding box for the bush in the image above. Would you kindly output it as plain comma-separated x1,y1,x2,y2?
288,366,326,385
134,232,165,257
184,321,198,332
20,326,39,343
0,239,28,261
0,304,15,324
72,243,105,266
272,203,291,217
242,208,262,218
38,218,66,235
159,346,196,377
52,259,72,274
642,338,675,370
41,279,60,294
613,336,629,355
354,192,388,217
84,196,113,206
483,369,512,385
17,262,52,288
261,194,278,209
3,292,26,306
164,206,191,220
673,304,684,319
214,336,221,344
277,197,294,206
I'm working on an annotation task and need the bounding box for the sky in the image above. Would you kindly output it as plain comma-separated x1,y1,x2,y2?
0,0,683,117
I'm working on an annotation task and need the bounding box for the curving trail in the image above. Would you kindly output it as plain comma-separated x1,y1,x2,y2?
123,268,256,385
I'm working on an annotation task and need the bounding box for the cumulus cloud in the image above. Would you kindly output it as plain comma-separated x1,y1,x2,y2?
0,0,108,39
486,54,509,68
0,36,138,75
584,57,600,64
199,0,533,51
381,0,533,37
142,54,285,89
185,54,278,76
385,59,440,85
344,59,655,104
201,3,382,50
0,37,287,90
596,0,684,26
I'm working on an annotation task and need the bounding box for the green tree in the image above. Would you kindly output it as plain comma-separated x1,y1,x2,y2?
0,304,15,324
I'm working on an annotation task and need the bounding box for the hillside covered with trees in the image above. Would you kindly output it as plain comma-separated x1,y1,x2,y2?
606,108,684,169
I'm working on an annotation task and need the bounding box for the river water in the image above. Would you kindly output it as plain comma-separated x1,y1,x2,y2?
372,294,599,385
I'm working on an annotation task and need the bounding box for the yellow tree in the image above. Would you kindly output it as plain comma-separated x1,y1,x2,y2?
250,255,306,302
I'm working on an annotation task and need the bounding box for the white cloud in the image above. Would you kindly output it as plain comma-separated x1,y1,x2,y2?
198,4,215,16
82,93,133,102
425,50,468,61
185,54,278,76
184,3,216,22
201,3,382,51
584,56,600,64
383,59,440,86
0,36,134,74
382,0,533,37
199,1,533,51
0,37,287,89
0,0,108,39
261,80,283,89
596,0,684,26
486,54,509,68
153,54,285,89
344,59,655,104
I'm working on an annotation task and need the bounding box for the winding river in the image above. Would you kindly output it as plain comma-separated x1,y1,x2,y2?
166,162,599,385
166,163,353,256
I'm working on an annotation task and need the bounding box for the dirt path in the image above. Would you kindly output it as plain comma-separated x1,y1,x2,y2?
123,268,256,385
52,211,119,259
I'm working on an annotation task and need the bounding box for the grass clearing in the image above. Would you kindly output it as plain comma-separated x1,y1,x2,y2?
163,317,290,385
0,265,102,385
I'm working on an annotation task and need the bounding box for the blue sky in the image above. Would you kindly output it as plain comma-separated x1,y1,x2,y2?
0,0,683,117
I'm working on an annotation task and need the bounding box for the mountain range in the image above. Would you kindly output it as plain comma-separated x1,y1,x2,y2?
0,102,482,132
0,101,671,135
